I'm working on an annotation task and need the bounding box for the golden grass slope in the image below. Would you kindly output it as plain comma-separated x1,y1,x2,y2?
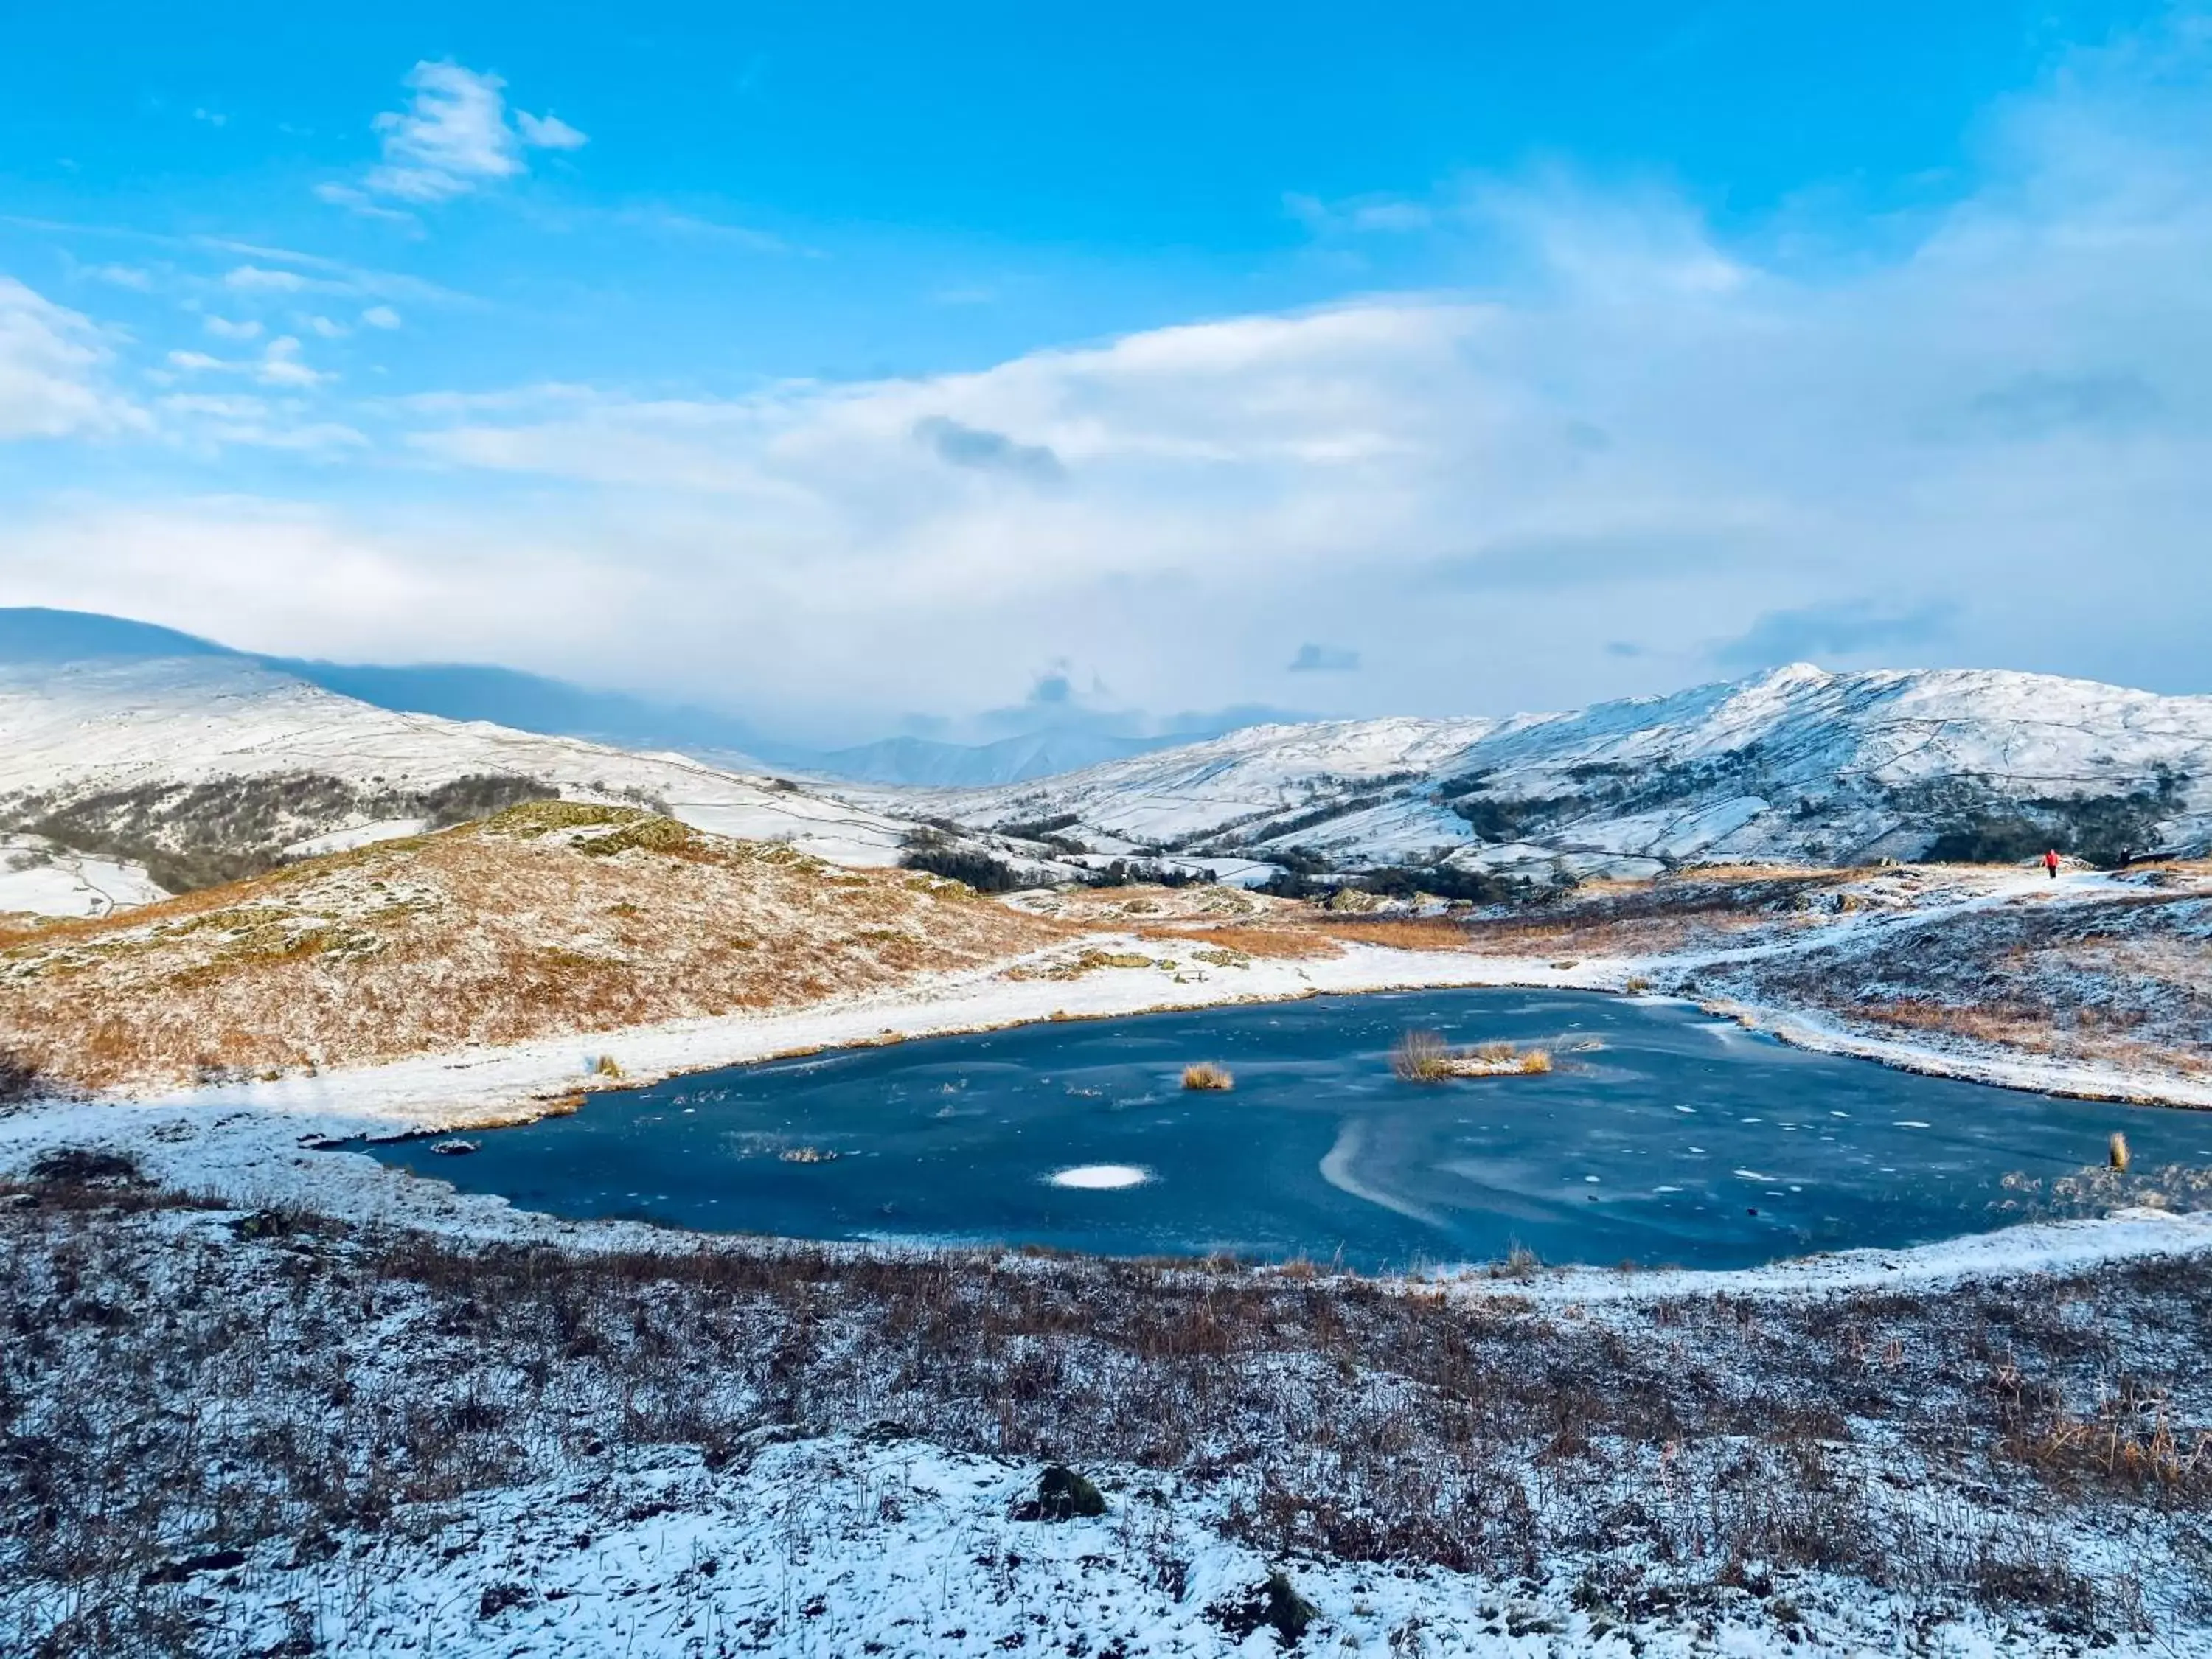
0,802,1066,1093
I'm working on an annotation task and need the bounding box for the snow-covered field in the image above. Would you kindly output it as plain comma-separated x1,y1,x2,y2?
0,831,166,919
3,1183,2207,1658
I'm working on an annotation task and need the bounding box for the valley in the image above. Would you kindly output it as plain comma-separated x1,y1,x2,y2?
2,630,2209,1658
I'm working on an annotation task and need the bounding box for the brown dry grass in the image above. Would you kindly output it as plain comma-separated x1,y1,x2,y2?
11,1189,2206,1649
1306,917,1473,952
0,806,1071,1093
1716,880,2212,1082
1391,1030,1553,1080
1134,922,1340,960
1181,1061,1234,1091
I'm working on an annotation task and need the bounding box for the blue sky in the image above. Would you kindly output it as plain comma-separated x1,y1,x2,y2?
1,1,2208,743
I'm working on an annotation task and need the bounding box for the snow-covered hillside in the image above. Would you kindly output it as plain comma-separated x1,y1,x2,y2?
0,832,167,919
888,664,2212,882
0,655,930,877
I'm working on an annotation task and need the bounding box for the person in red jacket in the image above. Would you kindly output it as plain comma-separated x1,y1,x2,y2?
2043,848,2061,879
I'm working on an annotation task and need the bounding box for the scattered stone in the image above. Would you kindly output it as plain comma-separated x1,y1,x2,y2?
477,1582,532,1619
1208,1570,1319,1646
139,1547,247,1585
1018,1464,1107,1521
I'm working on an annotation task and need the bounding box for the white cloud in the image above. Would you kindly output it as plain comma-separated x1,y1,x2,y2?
14,18,2212,727
223,265,309,293
302,315,349,339
204,316,263,341
1284,190,1436,235
0,279,142,439
84,263,154,290
257,337,330,388
334,61,588,210
360,305,403,330
163,335,333,389
515,111,587,150
358,27,2212,718
311,182,421,227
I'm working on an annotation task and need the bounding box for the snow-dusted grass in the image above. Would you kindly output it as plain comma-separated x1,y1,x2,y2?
0,805,1067,1093
3,1174,2209,1657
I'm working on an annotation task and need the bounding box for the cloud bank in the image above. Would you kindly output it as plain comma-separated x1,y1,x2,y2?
7,21,2212,736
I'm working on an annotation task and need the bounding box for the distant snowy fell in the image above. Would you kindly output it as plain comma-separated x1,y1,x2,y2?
5,602,2209,897
883,664,2212,883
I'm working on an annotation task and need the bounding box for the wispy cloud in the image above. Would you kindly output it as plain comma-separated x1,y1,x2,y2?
611,206,804,255
163,334,333,389
325,61,588,215
1287,643,1361,672
0,278,144,439
1284,190,1435,236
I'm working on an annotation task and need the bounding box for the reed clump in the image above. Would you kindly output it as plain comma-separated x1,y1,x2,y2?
1182,1061,1234,1091
1392,1030,1553,1082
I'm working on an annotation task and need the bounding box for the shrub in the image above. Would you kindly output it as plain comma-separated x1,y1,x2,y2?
29,1147,142,1185
1358,863,1526,904
418,774,563,830
0,1049,42,1105
1392,1030,1454,1082
900,828,1032,894
1086,858,1206,890
1181,1062,1234,1092
1026,1465,1107,1521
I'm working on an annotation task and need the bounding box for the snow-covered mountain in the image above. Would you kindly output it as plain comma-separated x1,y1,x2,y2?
879,665,2212,883
0,655,942,893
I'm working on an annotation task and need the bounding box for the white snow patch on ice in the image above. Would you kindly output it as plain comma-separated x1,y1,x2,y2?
1047,1164,1152,1189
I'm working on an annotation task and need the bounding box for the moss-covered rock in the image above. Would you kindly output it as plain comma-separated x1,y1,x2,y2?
1028,1464,1106,1520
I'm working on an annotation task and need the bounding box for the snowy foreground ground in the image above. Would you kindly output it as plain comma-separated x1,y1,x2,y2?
3,868,2211,1655
2,1183,2209,1658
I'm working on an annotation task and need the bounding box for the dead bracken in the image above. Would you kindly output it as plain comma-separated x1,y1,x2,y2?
0,1177,2206,1653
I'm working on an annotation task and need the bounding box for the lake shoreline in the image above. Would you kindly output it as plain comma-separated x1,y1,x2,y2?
1,936,2207,1295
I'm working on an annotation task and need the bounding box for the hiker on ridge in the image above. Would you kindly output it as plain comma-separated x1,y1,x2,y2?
2043,847,2061,880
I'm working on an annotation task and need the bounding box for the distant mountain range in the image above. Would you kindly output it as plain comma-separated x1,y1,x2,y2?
0,608,1273,788
887,664,2212,883
7,608,2208,900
